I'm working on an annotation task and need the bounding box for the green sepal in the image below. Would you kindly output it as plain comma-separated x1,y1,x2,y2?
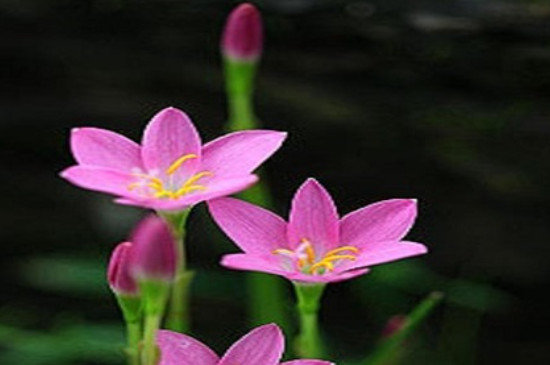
293,282,326,314
115,295,142,324
139,280,171,317
158,208,191,236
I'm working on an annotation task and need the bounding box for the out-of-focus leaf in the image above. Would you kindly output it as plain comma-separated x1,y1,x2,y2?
18,256,108,297
0,322,123,365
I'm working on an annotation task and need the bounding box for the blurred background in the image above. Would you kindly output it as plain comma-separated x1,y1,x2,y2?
1,0,550,364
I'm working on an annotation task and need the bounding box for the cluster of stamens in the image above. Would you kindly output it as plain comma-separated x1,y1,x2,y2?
273,239,359,275
127,154,212,200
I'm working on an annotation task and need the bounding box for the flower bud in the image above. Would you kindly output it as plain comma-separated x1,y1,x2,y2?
107,241,139,296
221,3,263,61
381,315,408,338
130,214,177,282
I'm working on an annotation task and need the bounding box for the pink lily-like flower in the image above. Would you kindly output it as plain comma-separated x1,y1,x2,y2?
208,178,427,283
157,323,333,365
60,107,286,211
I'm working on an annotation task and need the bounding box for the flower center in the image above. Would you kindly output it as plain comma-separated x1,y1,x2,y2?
127,153,212,200
272,238,359,275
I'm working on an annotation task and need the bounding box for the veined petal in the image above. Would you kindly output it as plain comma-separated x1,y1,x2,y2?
343,240,427,271
286,268,369,284
208,197,287,254
221,253,290,277
141,107,202,172
218,324,284,365
60,166,135,198
71,127,143,171
157,330,219,365
288,178,339,251
281,361,335,365
201,130,287,179
340,199,417,248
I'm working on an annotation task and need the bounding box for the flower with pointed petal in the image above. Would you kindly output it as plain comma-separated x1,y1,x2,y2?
60,107,286,211
156,323,333,365
208,178,428,284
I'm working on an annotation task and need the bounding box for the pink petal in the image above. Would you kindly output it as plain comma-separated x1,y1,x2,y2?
157,330,219,365
340,199,417,249
71,127,143,171
281,361,335,365
141,107,202,172
60,165,136,198
116,174,259,211
208,197,287,254
343,240,428,271
218,324,284,365
286,268,370,284
221,253,290,277
201,130,287,179
288,179,339,250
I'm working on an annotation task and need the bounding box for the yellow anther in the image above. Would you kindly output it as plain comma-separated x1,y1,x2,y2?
174,184,207,197
309,261,334,274
127,183,142,191
324,246,359,257
272,249,295,255
322,254,357,262
183,171,213,187
165,154,198,175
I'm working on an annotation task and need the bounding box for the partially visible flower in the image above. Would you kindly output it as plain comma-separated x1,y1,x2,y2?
60,107,286,211
107,241,138,296
156,323,333,365
129,214,177,282
208,178,428,284
381,315,407,338
221,3,263,61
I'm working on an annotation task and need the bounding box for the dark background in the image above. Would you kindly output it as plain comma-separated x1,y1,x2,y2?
1,0,550,364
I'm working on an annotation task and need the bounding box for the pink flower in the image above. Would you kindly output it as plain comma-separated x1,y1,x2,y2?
129,214,177,282
221,3,263,61
60,107,286,211
156,323,333,365
107,241,138,296
208,178,427,284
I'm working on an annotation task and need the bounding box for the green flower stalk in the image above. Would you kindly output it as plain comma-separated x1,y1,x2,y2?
158,209,193,333
221,3,290,332
293,283,326,358
107,242,142,365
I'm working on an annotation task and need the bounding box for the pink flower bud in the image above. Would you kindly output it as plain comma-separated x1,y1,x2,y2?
381,314,408,338
221,3,263,61
129,214,177,282
107,242,139,296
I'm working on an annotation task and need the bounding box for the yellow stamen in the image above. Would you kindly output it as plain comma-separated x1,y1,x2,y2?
174,184,207,197
300,238,316,264
165,154,198,175
309,261,334,274
272,249,295,255
324,246,359,257
322,254,357,262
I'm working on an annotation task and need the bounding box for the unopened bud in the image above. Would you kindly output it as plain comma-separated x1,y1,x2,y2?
221,3,263,61
107,241,138,296
130,214,177,282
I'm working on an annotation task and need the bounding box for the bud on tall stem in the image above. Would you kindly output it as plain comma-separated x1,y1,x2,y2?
130,214,177,365
107,242,141,365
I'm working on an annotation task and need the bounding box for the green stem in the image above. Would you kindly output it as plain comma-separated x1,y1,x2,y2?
142,313,162,365
293,283,326,358
159,210,193,333
224,58,257,131
126,320,141,365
